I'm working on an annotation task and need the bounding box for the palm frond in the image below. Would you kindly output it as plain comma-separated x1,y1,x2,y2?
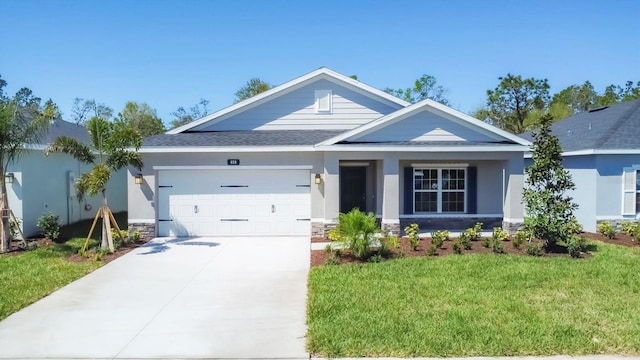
46,136,95,164
86,116,112,153
106,150,143,171
75,164,111,201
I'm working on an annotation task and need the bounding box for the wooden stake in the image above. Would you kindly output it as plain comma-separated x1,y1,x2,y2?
103,206,114,252
82,207,103,254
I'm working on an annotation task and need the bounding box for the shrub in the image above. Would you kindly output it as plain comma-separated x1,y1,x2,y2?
325,256,340,266
131,230,141,243
620,221,638,237
481,237,491,248
324,244,334,253
380,233,399,256
458,231,472,250
431,230,449,248
567,235,588,258
512,229,530,249
368,254,384,263
394,251,406,259
36,212,61,241
468,222,483,241
525,241,543,256
597,222,616,239
404,223,420,251
567,216,583,235
327,228,341,242
111,228,129,248
337,209,380,260
426,244,437,256
452,239,463,254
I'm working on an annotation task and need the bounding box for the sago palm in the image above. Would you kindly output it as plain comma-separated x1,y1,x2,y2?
47,116,143,250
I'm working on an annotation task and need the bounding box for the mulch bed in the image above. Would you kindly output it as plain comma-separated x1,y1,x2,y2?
311,232,638,267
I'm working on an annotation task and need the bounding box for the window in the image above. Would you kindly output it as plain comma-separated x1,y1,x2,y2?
622,168,640,215
314,90,332,113
413,168,466,213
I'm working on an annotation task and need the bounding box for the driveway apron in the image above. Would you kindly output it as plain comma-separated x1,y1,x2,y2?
0,236,310,359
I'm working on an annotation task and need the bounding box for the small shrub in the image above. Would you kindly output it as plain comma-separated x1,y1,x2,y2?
634,225,640,242
481,237,491,248
431,230,449,248
325,256,340,266
452,240,463,254
597,222,616,239
492,227,509,242
426,244,437,256
458,231,472,250
404,223,420,251
36,212,61,241
394,251,406,259
567,235,588,258
324,244,334,253
337,209,381,260
620,221,638,237
327,228,341,242
384,234,399,250
93,248,110,262
468,222,483,241
111,228,129,248
525,241,543,256
566,216,583,235
512,229,530,249
131,230,141,243
368,254,384,263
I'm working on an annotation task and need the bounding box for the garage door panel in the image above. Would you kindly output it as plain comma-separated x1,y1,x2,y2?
158,169,311,237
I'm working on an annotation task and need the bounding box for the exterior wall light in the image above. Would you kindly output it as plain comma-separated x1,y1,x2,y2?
314,173,322,185
4,173,14,184
134,174,143,185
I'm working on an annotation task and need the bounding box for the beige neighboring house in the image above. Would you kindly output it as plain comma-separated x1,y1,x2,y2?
127,67,530,239
6,119,127,237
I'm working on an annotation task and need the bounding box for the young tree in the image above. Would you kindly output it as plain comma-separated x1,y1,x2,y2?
475,74,550,134
384,74,449,105
0,76,59,252
70,98,113,125
115,101,165,137
47,116,143,251
169,98,209,129
234,78,272,103
523,114,577,249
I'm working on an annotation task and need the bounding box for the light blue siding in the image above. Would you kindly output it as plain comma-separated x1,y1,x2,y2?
595,154,640,219
354,110,498,143
562,156,597,232
198,79,399,131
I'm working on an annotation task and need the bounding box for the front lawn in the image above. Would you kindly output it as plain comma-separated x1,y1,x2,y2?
0,238,101,321
307,242,640,357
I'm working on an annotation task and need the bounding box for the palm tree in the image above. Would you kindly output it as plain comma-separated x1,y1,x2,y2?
0,79,58,253
47,116,143,251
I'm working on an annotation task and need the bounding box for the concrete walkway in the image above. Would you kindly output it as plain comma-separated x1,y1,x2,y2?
0,236,310,359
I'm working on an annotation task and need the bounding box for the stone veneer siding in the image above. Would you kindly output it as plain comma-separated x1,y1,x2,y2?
128,222,156,241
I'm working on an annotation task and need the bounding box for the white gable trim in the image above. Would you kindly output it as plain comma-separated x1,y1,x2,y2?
167,67,410,134
316,144,529,152
317,99,531,147
139,145,316,153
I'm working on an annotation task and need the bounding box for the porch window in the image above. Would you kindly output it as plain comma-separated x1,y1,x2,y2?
414,168,466,213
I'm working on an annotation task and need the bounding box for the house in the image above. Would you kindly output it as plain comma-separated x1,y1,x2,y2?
521,99,640,233
127,67,530,239
6,119,127,237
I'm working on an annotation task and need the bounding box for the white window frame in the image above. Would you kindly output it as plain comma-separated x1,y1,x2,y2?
413,167,467,214
314,90,332,113
622,167,639,215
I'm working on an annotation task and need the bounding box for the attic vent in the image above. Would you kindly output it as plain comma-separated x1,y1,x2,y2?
588,106,609,113
315,90,332,113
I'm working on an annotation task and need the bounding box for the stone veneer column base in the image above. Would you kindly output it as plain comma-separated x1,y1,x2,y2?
382,223,401,236
128,222,156,241
502,220,524,235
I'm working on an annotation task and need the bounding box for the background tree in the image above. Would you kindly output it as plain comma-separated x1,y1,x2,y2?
550,81,599,115
384,74,449,105
70,98,113,124
523,114,578,249
234,78,272,103
474,74,550,134
115,101,165,137
47,116,142,251
169,98,209,129
0,76,58,252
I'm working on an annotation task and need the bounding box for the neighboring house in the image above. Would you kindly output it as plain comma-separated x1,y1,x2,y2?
128,67,530,239
521,99,640,232
6,119,127,237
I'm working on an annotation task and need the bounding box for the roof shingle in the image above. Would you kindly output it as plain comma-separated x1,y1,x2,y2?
143,130,345,147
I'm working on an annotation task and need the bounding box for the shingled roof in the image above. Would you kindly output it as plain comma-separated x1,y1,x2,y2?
143,130,345,147
520,99,640,152
40,118,90,145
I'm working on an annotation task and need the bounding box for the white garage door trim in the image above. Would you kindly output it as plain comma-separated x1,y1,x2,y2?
153,165,313,170
157,167,311,237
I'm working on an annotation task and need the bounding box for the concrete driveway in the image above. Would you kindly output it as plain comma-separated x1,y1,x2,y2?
0,236,310,359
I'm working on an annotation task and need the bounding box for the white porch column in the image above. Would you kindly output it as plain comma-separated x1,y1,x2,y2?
503,153,525,233
382,158,400,234
323,153,340,228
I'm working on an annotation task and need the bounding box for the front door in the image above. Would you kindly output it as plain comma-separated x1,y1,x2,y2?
340,166,367,213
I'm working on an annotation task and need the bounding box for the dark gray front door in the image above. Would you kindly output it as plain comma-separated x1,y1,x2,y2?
340,166,367,213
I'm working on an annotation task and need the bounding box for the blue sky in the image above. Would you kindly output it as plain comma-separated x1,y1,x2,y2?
1,0,639,125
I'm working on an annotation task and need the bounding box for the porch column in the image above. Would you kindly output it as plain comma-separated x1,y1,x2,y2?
322,154,340,234
382,158,400,235
503,154,525,234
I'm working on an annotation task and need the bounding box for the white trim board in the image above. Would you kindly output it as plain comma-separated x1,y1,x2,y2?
153,165,313,170
128,219,155,223
140,146,316,153
401,213,503,219
317,145,529,152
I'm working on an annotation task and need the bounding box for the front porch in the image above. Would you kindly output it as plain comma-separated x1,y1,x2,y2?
313,151,525,236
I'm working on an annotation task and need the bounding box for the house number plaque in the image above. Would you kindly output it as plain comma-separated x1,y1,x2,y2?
227,159,240,166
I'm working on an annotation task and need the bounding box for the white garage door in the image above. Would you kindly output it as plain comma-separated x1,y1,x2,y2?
157,169,311,237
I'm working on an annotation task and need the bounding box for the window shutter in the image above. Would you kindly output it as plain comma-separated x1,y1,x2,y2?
404,167,413,215
467,166,477,214
622,168,636,215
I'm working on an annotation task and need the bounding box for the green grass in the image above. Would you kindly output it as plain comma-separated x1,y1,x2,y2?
0,238,102,321
307,242,640,357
